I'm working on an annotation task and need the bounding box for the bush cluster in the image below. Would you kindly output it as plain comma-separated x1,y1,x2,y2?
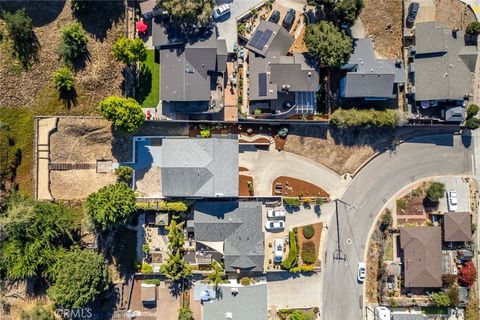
301,241,316,265
59,22,88,63
159,200,190,212
240,277,251,286
281,230,299,270
465,104,480,130
115,165,133,184
331,108,399,127
302,225,315,239
289,265,315,273
284,197,301,207
426,182,446,202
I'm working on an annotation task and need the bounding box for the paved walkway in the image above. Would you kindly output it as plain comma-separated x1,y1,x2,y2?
239,146,348,198
36,117,58,200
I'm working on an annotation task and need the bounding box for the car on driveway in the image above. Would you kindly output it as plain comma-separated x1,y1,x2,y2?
212,4,231,20
282,9,296,30
265,220,285,231
447,190,458,211
268,10,281,23
274,239,284,263
357,262,366,283
406,2,419,28
267,209,286,219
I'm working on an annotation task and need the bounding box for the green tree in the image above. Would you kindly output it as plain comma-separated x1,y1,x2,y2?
426,182,446,202
48,249,110,308
160,250,192,281
52,67,75,95
289,310,307,320
467,104,479,118
178,306,194,320
21,305,54,320
166,219,185,251
112,37,147,64
334,0,364,26
0,196,79,280
84,182,137,230
59,22,88,63
431,292,450,307
114,165,133,184
467,21,480,36
305,21,353,67
465,117,480,130
448,286,460,308
208,260,226,290
98,96,145,133
161,0,214,29
3,9,36,66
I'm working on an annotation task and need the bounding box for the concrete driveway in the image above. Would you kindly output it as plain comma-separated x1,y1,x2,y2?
239,146,347,198
436,176,471,213
267,271,322,309
214,0,264,52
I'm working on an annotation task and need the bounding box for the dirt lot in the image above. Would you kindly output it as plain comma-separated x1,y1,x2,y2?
48,117,189,199
435,0,476,31
284,125,395,175
272,176,329,198
360,0,403,58
0,1,125,110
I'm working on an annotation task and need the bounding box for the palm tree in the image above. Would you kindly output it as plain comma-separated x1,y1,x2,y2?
208,260,226,291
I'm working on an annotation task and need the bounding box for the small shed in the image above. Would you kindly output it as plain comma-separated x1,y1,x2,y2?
145,212,169,226
141,283,157,305
139,0,162,18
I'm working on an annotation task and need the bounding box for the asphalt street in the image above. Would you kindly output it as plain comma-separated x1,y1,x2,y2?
321,134,472,320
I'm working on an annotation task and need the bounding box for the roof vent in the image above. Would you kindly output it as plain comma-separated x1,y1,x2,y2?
444,73,448,77
226,312,233,319
449,64,453,68
308,72,311,77
370,69,374,72
281,85,290,91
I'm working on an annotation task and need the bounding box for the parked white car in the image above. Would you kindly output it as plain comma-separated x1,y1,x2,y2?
265,220,285,231
447,190,458,211
357,262,366,283
212,4,230,19
274,239,284,263
267,209,286,219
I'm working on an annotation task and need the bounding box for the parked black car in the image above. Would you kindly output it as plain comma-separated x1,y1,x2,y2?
406,2,419,28
282,9,296,30
268,10,281,23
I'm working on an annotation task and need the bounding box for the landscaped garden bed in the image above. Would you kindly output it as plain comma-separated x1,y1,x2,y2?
239,175,254,196
272,176,329,198
297,223,322,267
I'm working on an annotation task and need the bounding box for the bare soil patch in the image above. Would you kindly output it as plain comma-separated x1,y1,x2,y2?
359,0,403,58
239,175,254,196
239,167,249,172
272,176,329,198
283,125,394,174
0,1,125,109
50,169,116,200
435,0,476,31
290,26,307,53
297,223,323,266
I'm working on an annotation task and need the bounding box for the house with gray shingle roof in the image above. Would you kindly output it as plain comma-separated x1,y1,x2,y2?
340,38,405,103
400,226,442,288
408,22,477,121
133,137,238,198
151,18,228,114
193,201,264,273
246,21,320,117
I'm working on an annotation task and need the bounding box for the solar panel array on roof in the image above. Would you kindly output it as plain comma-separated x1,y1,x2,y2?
259,73,267,96
249,29,274,51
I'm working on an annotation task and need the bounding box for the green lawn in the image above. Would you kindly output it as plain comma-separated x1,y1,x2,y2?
136,49,160,108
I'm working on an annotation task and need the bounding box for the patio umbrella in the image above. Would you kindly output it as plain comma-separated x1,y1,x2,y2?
137,20,148,33
200,290,211,301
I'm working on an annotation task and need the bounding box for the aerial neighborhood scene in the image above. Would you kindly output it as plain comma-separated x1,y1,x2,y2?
3,0,480,319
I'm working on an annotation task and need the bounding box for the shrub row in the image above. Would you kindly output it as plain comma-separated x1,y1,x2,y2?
331,108,399,127
290,265,315,273
302,225,315,239
281,230,299,270
284,197,301,207
301,241,317,265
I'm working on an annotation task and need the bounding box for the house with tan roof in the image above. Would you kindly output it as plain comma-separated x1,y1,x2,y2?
443,212,472,243
399,226,442,288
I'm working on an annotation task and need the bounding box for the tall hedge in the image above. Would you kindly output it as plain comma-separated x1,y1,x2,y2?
281,230,299,269
331,108,399,127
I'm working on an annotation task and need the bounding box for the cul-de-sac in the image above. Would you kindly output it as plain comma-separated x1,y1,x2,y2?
1,0,480,319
